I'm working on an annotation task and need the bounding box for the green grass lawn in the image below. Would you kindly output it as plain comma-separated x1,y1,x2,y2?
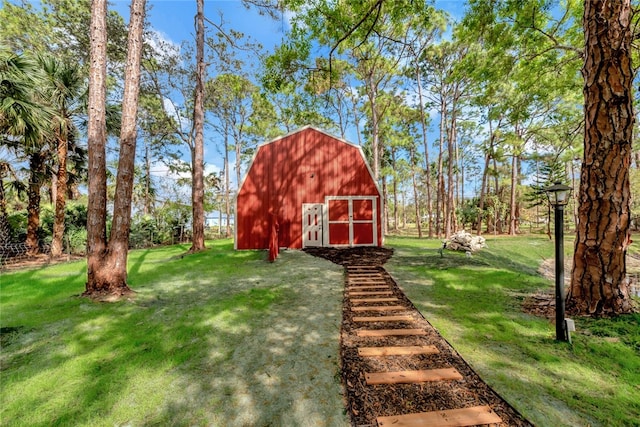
0,241,349,427
385,235,640,427
2,237,639,427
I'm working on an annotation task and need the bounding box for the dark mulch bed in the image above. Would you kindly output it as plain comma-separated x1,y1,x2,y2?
304,246,394,267
304,246,532,427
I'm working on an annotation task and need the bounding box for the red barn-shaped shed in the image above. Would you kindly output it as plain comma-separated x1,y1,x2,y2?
235,126,383,251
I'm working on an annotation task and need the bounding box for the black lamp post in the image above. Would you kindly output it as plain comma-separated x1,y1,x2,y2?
545,181,572,342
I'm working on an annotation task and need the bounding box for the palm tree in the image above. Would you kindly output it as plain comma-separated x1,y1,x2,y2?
39,55,86,257
0,50,52,144
1,49,54,255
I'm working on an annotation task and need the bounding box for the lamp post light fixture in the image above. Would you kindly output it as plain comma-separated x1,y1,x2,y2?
545,181,573,342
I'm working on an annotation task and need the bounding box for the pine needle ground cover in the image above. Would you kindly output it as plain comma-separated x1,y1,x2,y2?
385,235,640,427
0,241,349,427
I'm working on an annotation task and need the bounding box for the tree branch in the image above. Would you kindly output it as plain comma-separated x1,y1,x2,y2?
327,0,384,82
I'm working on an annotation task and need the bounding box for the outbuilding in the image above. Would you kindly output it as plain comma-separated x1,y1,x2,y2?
235,126,383,256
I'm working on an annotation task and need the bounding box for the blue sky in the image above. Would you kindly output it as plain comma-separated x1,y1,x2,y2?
111,0,289,53
112,1,466,50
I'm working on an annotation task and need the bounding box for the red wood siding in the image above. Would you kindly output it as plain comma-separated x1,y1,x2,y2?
236,127,382,249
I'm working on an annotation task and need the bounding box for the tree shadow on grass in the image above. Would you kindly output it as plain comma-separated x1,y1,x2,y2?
387,245,636,427
127,249,151,277
0,248,349,426
135,250,348,426
392,241,545,277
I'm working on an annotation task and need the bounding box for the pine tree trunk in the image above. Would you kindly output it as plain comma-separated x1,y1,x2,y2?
86,0,109,295
415,63,432,238
368,76,380,182
235,132,242,196
85,0,146,298
445,109,457,237
382,178,389,234
569,0,635,315
411,147,422,238
476,150,491,236
436,97,446,239
108,0,146,286
392,148,398,232
144,144,152,215
190,0,206,252
508,154,518,236
401,191,406,229
224,131,231,238
493,158,502,234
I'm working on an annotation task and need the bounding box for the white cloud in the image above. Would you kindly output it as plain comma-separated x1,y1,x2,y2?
205,163,221,176
145,29,181,66
149,159,190,180
149,160,221,180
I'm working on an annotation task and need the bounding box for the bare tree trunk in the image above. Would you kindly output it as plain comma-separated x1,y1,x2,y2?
508,153,518,236
569,0,635,315
233,132,242,236
492,157,502,234
235,132,242,197
382,177,389,235
460,154,465,210
411,163,422,238
368,76,380,182
477,118,500,236
400,190,406,229
476,150,490,236
85,0,109,294
415,63,432,238
391,148,398,232
352,99,363,146
107,0,146,285
436,97,446,239
224,129,232,238
144,144,152,215
85,0,146,297
456,130,461,209
191,0,206,252
445,109,457,237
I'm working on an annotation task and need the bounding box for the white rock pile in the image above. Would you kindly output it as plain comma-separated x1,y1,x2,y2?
445,230,486,253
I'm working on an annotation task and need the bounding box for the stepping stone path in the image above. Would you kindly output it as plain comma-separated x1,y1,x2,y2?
342,264,505,426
